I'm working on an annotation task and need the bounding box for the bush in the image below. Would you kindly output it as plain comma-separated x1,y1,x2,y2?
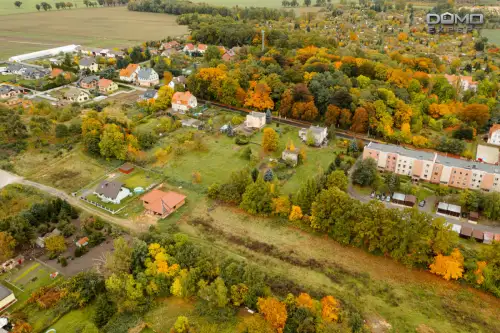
75,246,88,258
93,218,105,230
235,136,249,145
62,224,76,237
93,294,116,328
59,257,68,267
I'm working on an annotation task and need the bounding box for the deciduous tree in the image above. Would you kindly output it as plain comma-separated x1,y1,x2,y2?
0,232,16,262
245,81,274,111
257,297,287,333
262,128,279,152
429,248,464,281
45,235,66,254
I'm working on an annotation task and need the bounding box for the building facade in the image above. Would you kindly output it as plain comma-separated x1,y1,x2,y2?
363,142,500,193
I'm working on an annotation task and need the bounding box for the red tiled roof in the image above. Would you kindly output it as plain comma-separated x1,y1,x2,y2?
77,237,89,245
489,124,500,137
98,78,114,88
119,63,139,77
141,189,186,215
172,91,193,106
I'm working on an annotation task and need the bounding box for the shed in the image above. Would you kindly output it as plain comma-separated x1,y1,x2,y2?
460,226,473,238
472,230,484,243
119,163,135,174
0,284,16,312
391,192,406,205
468,212,479,223
404,195,417,207
483,232,494,245
448,204,461,217
437,202,449,214
76,237,89,248
494,234,500,242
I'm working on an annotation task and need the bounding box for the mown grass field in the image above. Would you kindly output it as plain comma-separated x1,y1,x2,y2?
0,0,91,15
483,29,500,46
0,7,188,60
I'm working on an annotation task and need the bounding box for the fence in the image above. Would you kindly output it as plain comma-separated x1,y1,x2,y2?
80,197,125,215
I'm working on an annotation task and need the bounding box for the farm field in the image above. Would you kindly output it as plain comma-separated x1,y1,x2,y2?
483,29,500,46
0,7,188,60
191,0,338,8
0,0,91,15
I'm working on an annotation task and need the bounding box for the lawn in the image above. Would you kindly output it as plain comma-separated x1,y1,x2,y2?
0,7,188,60
482,29,500,46
49,305,99,333
0,74,16,83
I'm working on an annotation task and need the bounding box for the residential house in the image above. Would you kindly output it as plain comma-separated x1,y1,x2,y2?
0,85,23,99
137,68,159,87
79,75,99,89
172,75,187,88
50,68,67,79
161,40,180,50
488,124,500,146
244,111,266,129
141,189,186,218
140,89,158,102
172,91,197,113
183,43,196,54
197,44,207,54
94,180,131,204
161,48,178,58
0,285,16,312
282,147,300,166
98,78,118,94
119,63,140,82
222,49,236,62
7,64,25,75
79,57,98,72
444,74,478,92
181,118,204,129
22,67,49,80
363,142,500,193
64,88,90,103
76,237,89,248
299,126,328,146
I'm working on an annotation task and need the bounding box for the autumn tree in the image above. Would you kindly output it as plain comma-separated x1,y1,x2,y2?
257,297,288,333
0,231,16,262
291,101,318,121
296,293,314,309
171,316,190,333
272,196,291,217
457,103,490,128
99,124,130,160
45,235,66,254
289,205,303,221
279,89,293,117
154,85,174,111
321,295,339,322
429,248,464,281
325,104,341,127
262,128,279,152
326,170,348,191
245,81,274,111
350,107,369,133
240,177,274,215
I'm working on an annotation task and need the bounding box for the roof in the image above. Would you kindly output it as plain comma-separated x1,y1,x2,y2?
448,204,461,213
173,91,194,105
392,192,405,201
51,68,63,77
80,75,99,84
98,78,114,88
95,180,124,200
249,111,265,118
309,125,327,134
405,194,416,204
460,226,473,236
435,154,500,174
65,87,85,99
469,211,479,219
138,68,157,80
367,142,435,161
77,237,89,245
143,89,158,99
472,229,484,240
119,63,139,77
197,44,207,51
184,43,195,50
451,224,462,233
79,57,95,67
141,190,186,215
0,284,13,301
119,163,134,172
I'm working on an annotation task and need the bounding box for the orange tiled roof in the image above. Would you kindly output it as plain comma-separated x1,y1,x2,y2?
172,91,193,106
489,124,500,137
98,78,114,88
51,68,63,77
77,237,89,245
197,44,207,51
119,63,139,77
141,189,186,215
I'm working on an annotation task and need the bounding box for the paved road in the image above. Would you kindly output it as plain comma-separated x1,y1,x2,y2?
347,182,500,234
0,170,143,233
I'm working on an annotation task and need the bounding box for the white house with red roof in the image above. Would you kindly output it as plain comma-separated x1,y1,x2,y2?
488,124,500,146
172,91,197,113
98,78,118,94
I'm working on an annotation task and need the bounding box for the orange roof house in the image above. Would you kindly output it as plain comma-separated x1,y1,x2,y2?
76,237,89,248
50,68,63,78
141,189,186,217
98,78,118,93
172,91,198,113
119,63,140,81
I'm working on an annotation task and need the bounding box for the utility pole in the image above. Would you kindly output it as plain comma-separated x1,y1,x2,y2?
261,30,265,52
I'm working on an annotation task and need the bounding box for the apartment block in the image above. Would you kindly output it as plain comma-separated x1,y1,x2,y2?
363,142,500,193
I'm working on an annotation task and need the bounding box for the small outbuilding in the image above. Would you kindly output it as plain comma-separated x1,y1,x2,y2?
76,237,89,248
468,212,479,224
451,224,462,234
472,230,484,243
119,163,135,174
483,232,494,245
460,226,473,239
391,192,406,205
282,147,300,167
0,284,16,312
437,202,461,218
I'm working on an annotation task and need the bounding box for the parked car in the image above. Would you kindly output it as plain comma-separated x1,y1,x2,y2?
370,192,375,198
376,195,380,200
385,196,391,202
419,200,426,207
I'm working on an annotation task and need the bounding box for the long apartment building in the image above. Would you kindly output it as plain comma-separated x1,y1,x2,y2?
363,142,500,193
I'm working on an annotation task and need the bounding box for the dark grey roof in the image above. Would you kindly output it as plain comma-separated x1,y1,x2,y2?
367,142,435,161
143,89,157,99
435,154,500,174
80,75,99,84
95,180,124,200
79,57,95,67
0,284,13,301
138,68,156,80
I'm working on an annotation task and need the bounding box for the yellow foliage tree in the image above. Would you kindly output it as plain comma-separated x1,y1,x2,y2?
257,297,287,333
474,261,487,285
244,81,274,111
429,248,464,281
272,196,291,217
262,128,279,152
412,135,429,148
289,205,303,221
321,296,339,322
296,293,314,309
45,235,67,254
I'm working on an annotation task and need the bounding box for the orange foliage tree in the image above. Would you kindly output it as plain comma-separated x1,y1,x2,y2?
296,293,314,309
321,296,340,322
474,261,487,285
291,101,318,121
262,128,279,152
245,81,274,111
257,297,288,333
458,104,490,128
350,107,369,133
325,105,341,127
429,248,464,281
279,89,293,117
